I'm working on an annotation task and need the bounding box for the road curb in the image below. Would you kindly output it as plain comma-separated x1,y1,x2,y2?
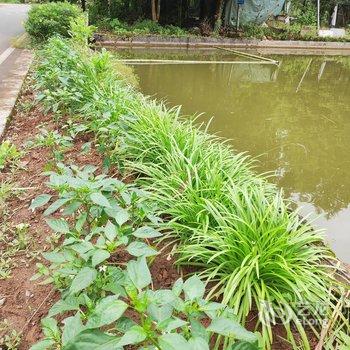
0,49,33,140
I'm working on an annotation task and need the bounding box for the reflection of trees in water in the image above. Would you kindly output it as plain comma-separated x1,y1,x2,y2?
135,56,350,217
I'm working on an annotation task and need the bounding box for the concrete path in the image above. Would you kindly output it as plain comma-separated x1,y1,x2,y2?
0,4,32,138
0,4,30,77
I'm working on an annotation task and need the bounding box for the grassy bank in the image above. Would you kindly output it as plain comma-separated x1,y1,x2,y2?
28,17,350,349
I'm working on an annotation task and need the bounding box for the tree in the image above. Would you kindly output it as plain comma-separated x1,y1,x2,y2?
214,0,224,32
151,0,161,21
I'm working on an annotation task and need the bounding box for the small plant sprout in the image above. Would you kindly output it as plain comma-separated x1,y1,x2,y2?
14,223,30,250
0,140,21,170
0,181,14,215
31,129,73,161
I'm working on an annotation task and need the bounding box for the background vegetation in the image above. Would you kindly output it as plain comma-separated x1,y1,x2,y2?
19,0,350,40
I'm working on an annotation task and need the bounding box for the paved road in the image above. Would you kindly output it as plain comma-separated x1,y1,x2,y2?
0,4,30,79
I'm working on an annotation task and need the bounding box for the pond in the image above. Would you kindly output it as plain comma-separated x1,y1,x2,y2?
117,48,350,263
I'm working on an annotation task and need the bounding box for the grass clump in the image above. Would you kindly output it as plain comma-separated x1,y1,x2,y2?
32,19,349,349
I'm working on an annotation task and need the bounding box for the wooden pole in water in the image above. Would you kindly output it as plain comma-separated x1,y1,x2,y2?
212,46,279,65
317,0,320,33
120,58,277,65
296,58,313,93
318,61,327,81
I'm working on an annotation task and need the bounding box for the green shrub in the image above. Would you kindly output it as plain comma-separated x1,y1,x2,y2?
108,18,132,35
241,24,275,39
132,19,163,34
25,2,82,42
96,18,188,37
163,24,188,36
294,0,317,26
130,20,188,36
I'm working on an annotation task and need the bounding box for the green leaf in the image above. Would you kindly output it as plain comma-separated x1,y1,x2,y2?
183,275,205,301
86,296,127,329
91,249,110,267
71,241,94,256
45,218,70,233
117,326,147,347
230,341,260,350
70,267,97,294
104,221,117,241
132,226,162,239
126,257,151,290
43,251,67,264
172,278,183,296
44,197,70,216
41,317,60,339
126,241,158,257
160,318,188,332
153,290,177,304
158,334,190,350
103,267,126,296
75,213,87,232
62,313,84,345
115,317,137,333
188,337,210,350
90,192,111,208
207,318,258,343
30,194,52,210
200,302,224,319
48,296,80,317
30,339,56,350
63,329,121,350
147,303,173,323
190,318,208,341
115,208,129,226
63,201,82,215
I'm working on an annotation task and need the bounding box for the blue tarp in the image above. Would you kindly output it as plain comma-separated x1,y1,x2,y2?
224,0,285,26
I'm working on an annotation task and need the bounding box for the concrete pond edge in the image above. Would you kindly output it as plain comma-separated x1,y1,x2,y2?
96,33,350,55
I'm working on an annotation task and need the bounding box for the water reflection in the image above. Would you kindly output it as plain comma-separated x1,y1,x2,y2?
128,52,350,262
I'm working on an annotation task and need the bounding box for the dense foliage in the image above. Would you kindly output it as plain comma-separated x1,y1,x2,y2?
25,2,82,42
31,18,348,349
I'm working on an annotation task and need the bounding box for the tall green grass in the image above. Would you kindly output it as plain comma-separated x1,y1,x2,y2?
32,20,348,349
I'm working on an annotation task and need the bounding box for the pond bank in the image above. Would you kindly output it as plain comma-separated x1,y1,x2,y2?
95,33,350,55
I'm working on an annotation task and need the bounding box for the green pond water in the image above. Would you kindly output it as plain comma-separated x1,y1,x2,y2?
118,49,350,263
